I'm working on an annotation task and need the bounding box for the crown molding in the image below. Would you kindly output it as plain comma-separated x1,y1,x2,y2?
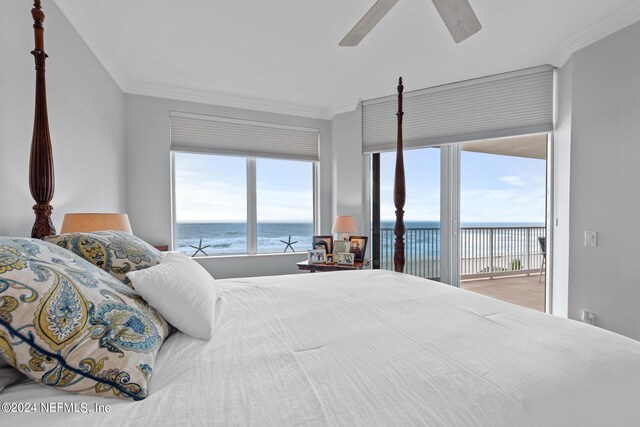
59,0,640,121
125,80,334,120
550,2,640,67
55,0,342,120
326,99,361,118
54,0,129,91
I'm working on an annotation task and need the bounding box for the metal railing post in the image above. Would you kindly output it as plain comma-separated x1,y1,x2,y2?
489,228,494,277
526,228,531,271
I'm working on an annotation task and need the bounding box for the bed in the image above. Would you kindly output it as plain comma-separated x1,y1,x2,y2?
4,2,640,426
4,270,640,426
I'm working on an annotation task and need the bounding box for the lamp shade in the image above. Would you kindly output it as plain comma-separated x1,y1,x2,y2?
331,215,357,234
60,213,132,234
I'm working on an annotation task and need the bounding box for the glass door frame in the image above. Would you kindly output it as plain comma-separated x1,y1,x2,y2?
439,144,460,287
370,138,553,313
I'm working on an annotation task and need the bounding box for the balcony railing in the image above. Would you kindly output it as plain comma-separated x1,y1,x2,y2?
380,226,545,280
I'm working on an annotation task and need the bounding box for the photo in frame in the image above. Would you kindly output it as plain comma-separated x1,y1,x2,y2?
348,235,368,262
333,240,350,256
308,249,326,264
312,235,333,255
336,252,355,266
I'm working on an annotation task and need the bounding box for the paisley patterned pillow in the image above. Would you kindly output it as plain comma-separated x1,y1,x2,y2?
0,237,169,400
44,231,161,286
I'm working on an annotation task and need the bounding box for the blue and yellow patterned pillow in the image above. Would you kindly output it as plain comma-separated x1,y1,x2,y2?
44,231,161,285
0,237,169,400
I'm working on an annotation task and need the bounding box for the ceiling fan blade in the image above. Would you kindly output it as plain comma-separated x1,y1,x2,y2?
339,0,400,46
431,0,482,43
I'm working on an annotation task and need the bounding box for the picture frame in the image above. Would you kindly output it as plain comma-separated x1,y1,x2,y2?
336,252,355,266
348,235,368,262
325,254,334,265
333,240,350,256
308,249,326,264
312,235,333,255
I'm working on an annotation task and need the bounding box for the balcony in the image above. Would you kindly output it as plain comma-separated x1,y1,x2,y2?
380,226,546,311
460,275,544,312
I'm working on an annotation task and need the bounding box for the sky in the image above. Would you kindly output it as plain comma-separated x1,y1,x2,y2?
176,147,546,225
380,148,546,224
174,153,312,223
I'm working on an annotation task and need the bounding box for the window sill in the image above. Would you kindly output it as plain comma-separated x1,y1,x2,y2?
182,252,307,261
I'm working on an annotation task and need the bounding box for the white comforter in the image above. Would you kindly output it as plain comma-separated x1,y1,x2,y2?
3,270,640,426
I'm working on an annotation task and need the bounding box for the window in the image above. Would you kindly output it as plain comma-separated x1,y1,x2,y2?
174,153,247,255
256,158,314,253
170,112,319,256
173,152,315,256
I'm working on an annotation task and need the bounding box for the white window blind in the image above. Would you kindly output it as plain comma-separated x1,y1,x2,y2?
362,65,554,153
170,112,319,161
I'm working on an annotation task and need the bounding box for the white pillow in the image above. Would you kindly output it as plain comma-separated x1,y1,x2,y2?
127,252,219,340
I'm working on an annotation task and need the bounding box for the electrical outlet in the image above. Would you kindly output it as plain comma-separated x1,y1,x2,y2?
584,231,597,247
582,310,596,325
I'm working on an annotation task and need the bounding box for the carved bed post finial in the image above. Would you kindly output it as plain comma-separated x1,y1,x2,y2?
394,77,405,273
29,0,56,238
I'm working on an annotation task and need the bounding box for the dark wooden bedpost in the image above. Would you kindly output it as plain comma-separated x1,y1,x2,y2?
29,0,56,238
394,78,405,272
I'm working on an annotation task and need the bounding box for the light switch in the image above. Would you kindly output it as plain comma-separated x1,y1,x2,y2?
584,231,598,247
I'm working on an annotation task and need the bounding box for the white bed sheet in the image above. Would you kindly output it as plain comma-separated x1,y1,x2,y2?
3,270,640,426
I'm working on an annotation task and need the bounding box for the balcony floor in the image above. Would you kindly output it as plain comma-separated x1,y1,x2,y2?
461,274,545,312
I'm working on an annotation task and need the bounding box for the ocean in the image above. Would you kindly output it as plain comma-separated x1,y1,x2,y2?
176,222,313,255
175,221,544,256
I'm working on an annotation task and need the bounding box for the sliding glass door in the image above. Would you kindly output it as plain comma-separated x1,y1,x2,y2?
371,134,551,312
458,137,548,312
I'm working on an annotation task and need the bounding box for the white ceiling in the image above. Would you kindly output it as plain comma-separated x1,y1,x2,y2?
461,134,547,160
55,0,640,119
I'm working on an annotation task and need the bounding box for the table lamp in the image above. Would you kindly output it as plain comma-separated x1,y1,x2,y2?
60,213,133,234
332,215,357,241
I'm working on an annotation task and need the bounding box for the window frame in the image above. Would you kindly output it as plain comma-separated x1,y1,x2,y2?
171,151,318,256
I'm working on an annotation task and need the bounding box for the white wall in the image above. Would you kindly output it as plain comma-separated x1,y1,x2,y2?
331,107,370,244
124,94,332,277
564,21,640,339
0,1,126,236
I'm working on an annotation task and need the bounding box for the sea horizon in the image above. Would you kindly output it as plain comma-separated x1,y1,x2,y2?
175,221,544,256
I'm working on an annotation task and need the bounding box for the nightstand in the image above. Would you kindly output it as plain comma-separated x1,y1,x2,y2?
296,259,370,273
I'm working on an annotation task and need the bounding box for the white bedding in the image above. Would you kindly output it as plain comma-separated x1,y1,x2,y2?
3,270,640,426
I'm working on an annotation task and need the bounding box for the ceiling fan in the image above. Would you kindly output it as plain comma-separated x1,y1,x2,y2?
339,0,481,46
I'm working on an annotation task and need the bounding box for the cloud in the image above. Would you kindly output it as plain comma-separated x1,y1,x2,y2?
379,174,545,223
257,188,313,222
175,179,247,222
175,165,313,223
460,186,545,223
499,176,527,186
